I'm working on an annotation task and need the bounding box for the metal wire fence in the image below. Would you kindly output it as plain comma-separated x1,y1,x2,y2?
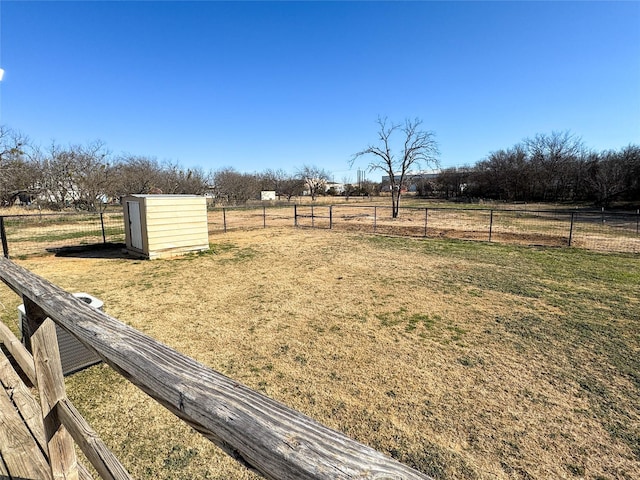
0,212,125,258
295,205,640,254
207,205,295,234
1,204,638,258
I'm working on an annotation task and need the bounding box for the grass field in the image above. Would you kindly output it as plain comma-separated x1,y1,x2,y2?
0,228,638,479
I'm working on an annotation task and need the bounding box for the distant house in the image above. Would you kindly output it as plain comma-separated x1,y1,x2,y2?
324,182,345,195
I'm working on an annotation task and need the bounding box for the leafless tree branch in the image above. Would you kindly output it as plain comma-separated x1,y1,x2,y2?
351,117,439,217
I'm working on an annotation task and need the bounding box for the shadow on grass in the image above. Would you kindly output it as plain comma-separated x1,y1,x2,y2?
47,242,129,259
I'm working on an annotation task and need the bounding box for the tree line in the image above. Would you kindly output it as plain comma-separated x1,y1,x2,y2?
0,125,369,211
0,126,210,210
2,124,638,212
437,132,640,207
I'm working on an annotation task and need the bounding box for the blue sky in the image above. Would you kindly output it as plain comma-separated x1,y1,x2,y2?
1,1,639,182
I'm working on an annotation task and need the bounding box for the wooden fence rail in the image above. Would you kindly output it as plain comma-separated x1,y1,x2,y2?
0,300,130,480
0,256,431,480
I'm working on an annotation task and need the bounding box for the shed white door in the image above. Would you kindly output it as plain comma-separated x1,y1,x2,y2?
127,201,143,250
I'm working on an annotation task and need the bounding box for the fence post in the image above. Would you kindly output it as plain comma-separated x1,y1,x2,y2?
424,208,428,237
23,298,79,479
311,205,315,228
294,204,298,227
637,209,639,235
100,212,107,244
568,212,575,246
489,210,494,242
373,206,377,233
223,208,227,233
0,217,8,258
329,205,333,230
263,206,266,229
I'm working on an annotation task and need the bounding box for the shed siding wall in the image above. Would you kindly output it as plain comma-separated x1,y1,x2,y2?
123,195,209,258
145,197,208,253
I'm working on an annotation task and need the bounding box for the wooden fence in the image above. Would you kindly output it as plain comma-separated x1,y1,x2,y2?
0,256,431,480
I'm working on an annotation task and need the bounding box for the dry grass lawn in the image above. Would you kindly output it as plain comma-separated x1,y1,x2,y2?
0,228,638,479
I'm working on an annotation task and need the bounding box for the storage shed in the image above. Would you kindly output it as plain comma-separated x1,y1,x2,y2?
261,190,276,201
122,194,209,259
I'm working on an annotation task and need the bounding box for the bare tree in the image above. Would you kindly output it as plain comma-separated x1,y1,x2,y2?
586,148,639,207
279,176,305,202
0,125,27,161
39,142,80,209
260,169,286,197
342,176,355,201
212,168,260,205
261,169,305,201
473,146,530,201
297,165,329,201
154,161,208,195
173,167,208,195
358,179,378,197
524,131,584,201
112,155,166,197
620,144,640,200
39,141,113,211
352,117,439,217
436,167,470,199
0,126,37,206
72,141,114,211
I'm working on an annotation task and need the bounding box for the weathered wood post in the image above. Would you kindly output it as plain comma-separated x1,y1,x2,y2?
23,298,79,480
0,318,132,480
